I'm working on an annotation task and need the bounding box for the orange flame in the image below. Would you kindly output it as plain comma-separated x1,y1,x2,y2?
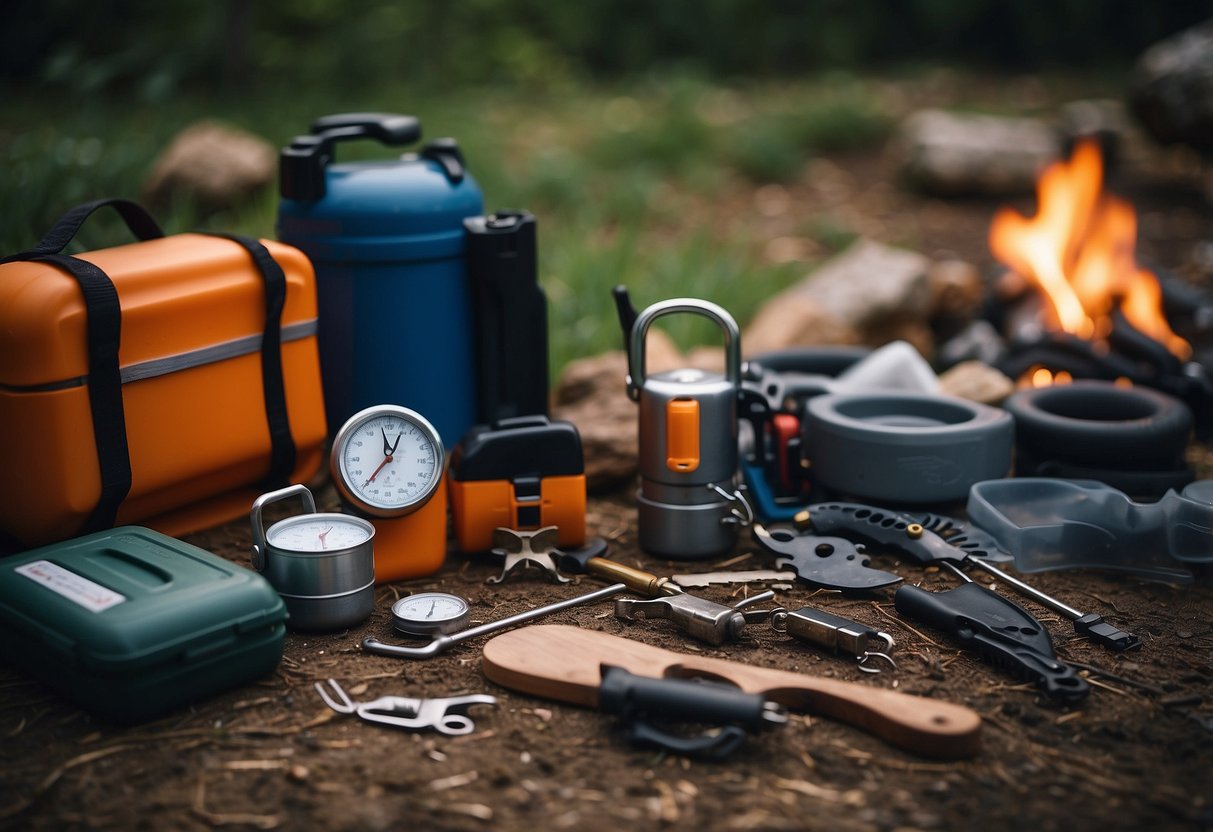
990,140,1190,360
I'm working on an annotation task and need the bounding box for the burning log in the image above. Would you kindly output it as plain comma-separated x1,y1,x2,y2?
977,138,1213,435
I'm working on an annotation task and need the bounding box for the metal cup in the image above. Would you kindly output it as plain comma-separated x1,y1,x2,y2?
250,485,376,631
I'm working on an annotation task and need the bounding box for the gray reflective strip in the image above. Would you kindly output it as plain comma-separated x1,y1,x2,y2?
1,318,318,393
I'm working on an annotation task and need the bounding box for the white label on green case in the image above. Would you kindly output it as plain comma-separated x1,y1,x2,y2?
15,560,126,613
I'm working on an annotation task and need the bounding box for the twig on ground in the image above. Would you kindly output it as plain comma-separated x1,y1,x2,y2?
192,776,280,829
870,602,940,648
0,743,138,819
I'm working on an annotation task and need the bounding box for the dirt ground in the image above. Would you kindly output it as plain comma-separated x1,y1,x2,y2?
1,474,1211,831
3,129,1213,830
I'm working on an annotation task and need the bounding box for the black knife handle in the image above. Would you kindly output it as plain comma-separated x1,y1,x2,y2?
805,503,960,564
599,665,779,730
895,584,1090,705
597,665,786,759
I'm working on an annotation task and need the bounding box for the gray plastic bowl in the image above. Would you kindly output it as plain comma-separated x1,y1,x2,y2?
805,391,1014,505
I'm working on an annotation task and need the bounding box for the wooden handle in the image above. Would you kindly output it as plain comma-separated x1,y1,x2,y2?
482,625,981,759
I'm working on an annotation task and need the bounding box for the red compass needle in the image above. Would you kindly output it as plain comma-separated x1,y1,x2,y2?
364,455,393,487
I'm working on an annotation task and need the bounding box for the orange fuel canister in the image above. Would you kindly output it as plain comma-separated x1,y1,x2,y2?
0,199,327,550
448,416,587,552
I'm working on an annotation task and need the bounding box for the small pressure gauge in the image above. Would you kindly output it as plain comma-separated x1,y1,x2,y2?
331,405,445,518
391,592,471,636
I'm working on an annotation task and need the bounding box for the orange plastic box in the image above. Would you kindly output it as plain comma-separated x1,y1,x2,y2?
448,416,587,552
0,200,327,549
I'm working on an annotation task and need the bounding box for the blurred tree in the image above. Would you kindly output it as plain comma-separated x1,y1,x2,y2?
4,0,1210,98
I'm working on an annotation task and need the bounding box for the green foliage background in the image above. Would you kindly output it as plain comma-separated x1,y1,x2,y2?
2,1,1208,372
7,0,1208,98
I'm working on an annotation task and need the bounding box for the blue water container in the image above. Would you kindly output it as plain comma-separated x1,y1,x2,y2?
276,113,484,445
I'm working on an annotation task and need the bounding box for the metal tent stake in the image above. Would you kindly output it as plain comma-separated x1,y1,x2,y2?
362,583,629,660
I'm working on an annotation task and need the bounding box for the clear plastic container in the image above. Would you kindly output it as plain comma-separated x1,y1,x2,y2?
966,478,1213,583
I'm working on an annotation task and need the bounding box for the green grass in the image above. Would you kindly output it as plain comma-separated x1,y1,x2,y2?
1,75,898,377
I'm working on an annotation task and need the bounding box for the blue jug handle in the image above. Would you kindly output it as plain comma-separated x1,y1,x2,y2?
310,113,421,146
282,114,425,201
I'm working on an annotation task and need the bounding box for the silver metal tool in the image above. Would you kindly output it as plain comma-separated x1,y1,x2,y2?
488,526,571,584
799,502,1140,652
362,582,628,659
752,523,903,591
670,569,797,589
771,606,896,673
315,679,497,735
964,559,1141,651
614,589,778,645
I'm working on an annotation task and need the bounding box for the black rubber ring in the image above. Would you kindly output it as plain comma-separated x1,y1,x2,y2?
805,391,1014,504
1003,381,1192,470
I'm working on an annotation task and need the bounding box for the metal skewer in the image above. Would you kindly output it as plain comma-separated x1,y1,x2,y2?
362,582,629,660
964,559,1140,651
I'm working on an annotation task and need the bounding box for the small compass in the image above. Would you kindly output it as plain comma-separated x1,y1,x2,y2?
391,592,471,637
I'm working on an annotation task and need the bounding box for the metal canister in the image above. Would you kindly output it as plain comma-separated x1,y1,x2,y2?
627,299,751,559
250,484,376,631
277,113,484,445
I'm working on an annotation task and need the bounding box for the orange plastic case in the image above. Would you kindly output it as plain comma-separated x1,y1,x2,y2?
0,201,327,549
448,416,587,552
449,474,586,552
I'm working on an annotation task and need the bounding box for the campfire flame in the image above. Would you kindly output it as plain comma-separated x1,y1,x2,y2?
989,140,1190,364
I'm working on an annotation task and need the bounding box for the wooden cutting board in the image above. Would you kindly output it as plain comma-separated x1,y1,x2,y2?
482,624,981,759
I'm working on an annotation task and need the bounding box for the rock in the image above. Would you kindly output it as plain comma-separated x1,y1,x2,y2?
552,331,683,491
741,295,859,356
802,240,934,329
142,121,276,211
897,109,1061,195
873,321,935,360
743,239,931,354
938,319,1008,369
1057,99,1131,170
685,346,726,374
1130,20,1213,154
553,351,636,490
554,329,681,406
928,259,985,322
938,360,1015,405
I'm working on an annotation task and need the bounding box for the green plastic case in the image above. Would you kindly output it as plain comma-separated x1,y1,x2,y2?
0,526,287,723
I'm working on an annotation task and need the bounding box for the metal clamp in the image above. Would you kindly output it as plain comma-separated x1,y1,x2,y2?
711,483,754,529
315,679,496,736
488,526,571,584
770,606,897,674
615,590,777,645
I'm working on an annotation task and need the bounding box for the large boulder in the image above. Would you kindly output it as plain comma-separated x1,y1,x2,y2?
1130,20,1213,154
552,329,683,491
143,121,276,211
743,239,934,355
896,109,1060,196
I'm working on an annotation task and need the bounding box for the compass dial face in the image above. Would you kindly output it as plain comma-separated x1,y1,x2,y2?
391,592,470,635
331,405,445,517
266,515,373,552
